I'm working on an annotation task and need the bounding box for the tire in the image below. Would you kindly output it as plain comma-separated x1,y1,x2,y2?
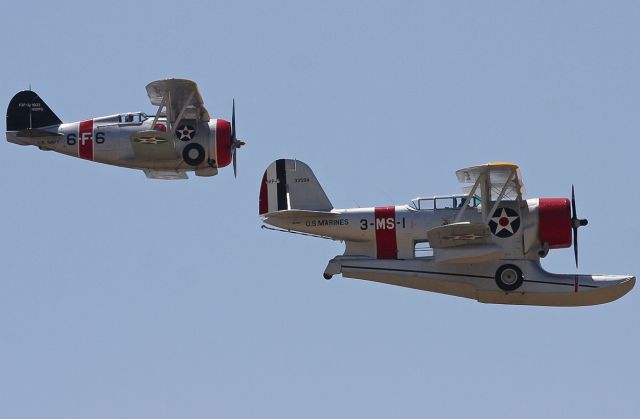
183,143,205,166
495,264,524,291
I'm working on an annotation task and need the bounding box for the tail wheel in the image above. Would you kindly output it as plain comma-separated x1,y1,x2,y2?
495,264,524,291
183,143,205,166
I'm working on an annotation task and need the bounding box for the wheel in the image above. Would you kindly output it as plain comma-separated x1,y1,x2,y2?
495,264,524,291
182,143,205,166
323,273,333,280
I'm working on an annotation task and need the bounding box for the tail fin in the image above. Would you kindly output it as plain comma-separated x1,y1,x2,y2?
6,90,62,132
259,159,333,215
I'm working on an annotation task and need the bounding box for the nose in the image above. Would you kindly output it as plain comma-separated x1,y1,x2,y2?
215,118,232,168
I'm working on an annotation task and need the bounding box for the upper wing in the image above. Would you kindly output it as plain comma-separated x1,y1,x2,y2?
145,79,211,124
261,209,338,219
455,162,525,201
427,222,504,264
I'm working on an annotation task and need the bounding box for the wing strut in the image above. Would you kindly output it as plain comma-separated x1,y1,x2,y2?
150,95,168,128
172,90,196,133
484,170,516,223
454,174,483,223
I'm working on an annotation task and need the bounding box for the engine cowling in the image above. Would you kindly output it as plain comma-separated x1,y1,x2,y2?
213,118,232,168
538,198,572,249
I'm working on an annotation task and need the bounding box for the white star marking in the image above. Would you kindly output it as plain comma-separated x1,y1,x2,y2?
177,125,194,140
490,208,519,235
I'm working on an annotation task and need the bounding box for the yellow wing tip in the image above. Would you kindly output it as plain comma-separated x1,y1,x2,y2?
484,162,519,169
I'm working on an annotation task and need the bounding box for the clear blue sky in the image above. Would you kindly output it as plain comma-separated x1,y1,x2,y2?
1,1,639,418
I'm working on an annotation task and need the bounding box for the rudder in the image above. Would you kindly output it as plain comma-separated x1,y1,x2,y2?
6,90,62,132
259,159,333,215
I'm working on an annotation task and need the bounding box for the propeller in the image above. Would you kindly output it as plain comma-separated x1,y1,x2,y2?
230,99,245,177
570,185,589,268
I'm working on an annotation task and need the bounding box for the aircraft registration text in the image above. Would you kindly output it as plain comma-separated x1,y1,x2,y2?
306,219,349,227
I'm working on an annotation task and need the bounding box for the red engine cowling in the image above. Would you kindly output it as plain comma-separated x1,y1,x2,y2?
215,118,232,168
538,198,572,249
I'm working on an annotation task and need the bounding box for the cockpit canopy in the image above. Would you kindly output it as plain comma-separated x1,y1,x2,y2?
93,112,153,127
410,195,481,210
119,112,149,124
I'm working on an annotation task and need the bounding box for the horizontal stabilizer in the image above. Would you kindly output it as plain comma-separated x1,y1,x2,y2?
16,128,62,138
262,209,337,219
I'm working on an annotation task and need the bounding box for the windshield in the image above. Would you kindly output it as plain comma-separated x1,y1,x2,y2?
119,112,149,124
456,196,481,208
411,196,480,210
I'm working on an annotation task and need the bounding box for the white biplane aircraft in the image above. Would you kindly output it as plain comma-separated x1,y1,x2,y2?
259,159,635,306
6,79,244,179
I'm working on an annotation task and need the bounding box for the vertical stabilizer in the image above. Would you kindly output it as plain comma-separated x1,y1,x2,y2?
259,159,333,215
6,90,62,132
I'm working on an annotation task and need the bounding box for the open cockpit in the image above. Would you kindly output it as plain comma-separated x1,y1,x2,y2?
409,194,481,211
92,112,152,126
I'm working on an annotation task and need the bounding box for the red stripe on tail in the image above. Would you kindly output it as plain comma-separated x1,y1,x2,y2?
259,171,268,215
375,206,397,259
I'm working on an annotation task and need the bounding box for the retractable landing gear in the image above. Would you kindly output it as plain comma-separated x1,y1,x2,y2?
323,273,333,280
495,264,524,292
182,143,205,166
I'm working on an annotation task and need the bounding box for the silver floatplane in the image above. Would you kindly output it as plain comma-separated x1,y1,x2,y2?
259,159,634,306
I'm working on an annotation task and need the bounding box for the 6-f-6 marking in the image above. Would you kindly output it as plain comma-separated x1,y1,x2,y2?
67,132,105,145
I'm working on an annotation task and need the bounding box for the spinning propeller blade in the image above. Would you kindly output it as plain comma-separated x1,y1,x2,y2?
230,99,245,178
231,99,236,141
233,146,237,178
571,185,589,268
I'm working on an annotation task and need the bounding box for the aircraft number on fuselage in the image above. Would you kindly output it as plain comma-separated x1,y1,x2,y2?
67,132,105,145
361,217,405,230
294,177,309,183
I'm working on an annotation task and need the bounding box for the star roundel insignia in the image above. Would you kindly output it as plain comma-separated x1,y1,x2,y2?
175,124,196,141
488,207,520,238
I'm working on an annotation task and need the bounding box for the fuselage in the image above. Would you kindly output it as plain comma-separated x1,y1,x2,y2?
6,112,232,174
264,195,541,261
